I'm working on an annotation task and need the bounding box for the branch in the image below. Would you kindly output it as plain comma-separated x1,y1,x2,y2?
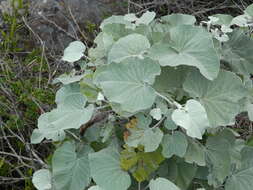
155,92,182,109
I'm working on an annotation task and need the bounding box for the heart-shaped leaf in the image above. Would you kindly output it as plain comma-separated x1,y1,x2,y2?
172,99,210,139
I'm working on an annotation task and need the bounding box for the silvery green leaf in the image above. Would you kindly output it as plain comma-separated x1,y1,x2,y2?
241,146,253,169
31,129,45,144
208,16,220,23
103,24,132,41
88,32,114,63
126,125,163,152
55,83,81,106
205,135,231,185
53,74,85,85
126,114,163,152
97,92,105,101
225,147,253,190
162,131,188,158
153,66,188,94
245,4,253,17
89,148,131,190
184,138,206,166
32,169,52,190
37,102,93,141
150,108,162,120
136,11,156,25
231,14,251,27
211,129,243,169
110,102,134,117
52,141,92,190
247,103,253,121
62,41,86,62
95,57,160,112
163,109,178,130
149,177,180,190
161,14,196,27
36,111,66,142
100,123,114,143
167,161,197,190
124,13,138,22
221,25,233,33
149,25,220,80
108,34,150,63
80,73,100,102
223,29,253,77
141,127,164,152
225,29,253,63
216,33,229,42
100,15,131,29
88,186,104,190
183,70,248,127
172,99,210,139
211,14,233,26
155,98,169,115
84,125,101,142
211,28,229,42
164,117,178,130
225,168,253,190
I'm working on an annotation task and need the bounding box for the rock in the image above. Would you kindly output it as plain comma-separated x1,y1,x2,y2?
29,0,127,52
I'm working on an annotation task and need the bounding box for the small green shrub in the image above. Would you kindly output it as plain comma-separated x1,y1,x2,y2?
32,4,253,190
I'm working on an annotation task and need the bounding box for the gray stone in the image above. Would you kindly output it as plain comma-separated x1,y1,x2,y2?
29,0,127,51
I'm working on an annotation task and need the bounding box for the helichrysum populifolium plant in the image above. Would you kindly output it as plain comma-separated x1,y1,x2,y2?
31,4,253,190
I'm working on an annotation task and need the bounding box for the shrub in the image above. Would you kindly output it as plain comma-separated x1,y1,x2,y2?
31,4,253,190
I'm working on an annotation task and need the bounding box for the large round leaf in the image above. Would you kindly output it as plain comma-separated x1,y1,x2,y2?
95,57,161,112
89,148,131,190
183,70,248,127
148,25,220,80
108,33,150,63
52,142,92,190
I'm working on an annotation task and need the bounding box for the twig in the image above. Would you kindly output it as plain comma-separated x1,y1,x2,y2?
0,151,39,163
68,7,90,45
151,116,166,129
38,13,78,40
155,92,182,109
22,16,52,85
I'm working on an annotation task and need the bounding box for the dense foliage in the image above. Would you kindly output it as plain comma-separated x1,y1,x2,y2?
31,4,253,190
